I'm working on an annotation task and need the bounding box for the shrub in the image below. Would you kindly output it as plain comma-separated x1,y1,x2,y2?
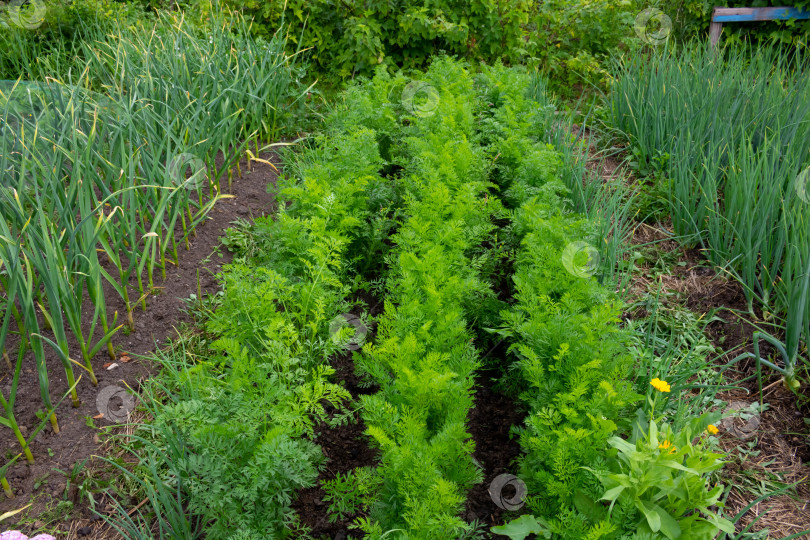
205,0,634,88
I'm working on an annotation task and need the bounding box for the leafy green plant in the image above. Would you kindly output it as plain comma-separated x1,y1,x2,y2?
492,515,552,539
500,201,642,534
589,414,733,540
224,0,532,79
476,62,736,540
207,0,637,89
527,0,635,95
322,467,383,523
479,65,638,536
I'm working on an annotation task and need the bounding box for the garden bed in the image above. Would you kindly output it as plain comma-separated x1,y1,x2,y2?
0,152,279,537
2,33,808,540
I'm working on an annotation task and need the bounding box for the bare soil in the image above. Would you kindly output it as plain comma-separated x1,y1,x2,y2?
292,349,380,540
463,369,525,533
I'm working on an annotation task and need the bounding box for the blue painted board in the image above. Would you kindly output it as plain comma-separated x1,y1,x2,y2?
713,7,810,22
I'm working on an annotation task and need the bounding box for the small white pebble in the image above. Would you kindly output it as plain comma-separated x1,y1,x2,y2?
106,363,119,371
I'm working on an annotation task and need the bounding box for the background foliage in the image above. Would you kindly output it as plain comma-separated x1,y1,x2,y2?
201,0,636,91
4,0,810,94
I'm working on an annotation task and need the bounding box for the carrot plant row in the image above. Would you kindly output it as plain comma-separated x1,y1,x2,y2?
346,59,502,537
0,12,304,484
481,65,732,539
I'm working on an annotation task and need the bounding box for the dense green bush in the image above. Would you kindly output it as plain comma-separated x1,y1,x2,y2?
238,0,530,76
217,0,807,89
529,0,634,92
210,0,634,89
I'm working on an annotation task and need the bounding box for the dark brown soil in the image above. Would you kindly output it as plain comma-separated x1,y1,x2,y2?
464,369,525,534
674,247,767,361
292,350,380,539
291,288,384,539
0,151,280,538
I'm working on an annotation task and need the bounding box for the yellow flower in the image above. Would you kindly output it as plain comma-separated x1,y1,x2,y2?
658,440,677,453
650,377,671,393
707,424,719,435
